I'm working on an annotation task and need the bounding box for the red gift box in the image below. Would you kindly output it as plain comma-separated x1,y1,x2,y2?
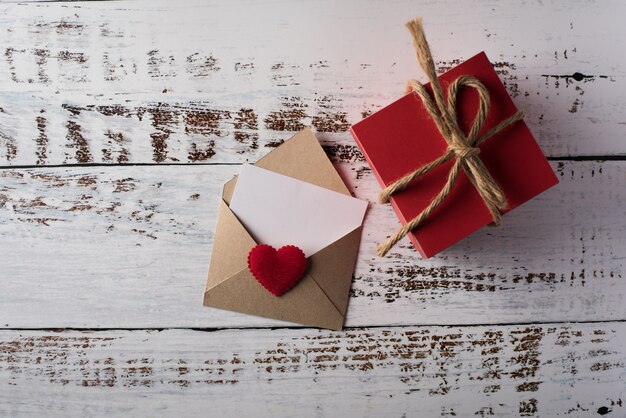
350,51,559,258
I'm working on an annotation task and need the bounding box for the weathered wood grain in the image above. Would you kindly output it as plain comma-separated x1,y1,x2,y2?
0,323,624,417
0,0,624,166
0,0,624,415
1,160,624,328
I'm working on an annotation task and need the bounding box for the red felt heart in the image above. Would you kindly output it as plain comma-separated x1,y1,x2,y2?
247,244,307,297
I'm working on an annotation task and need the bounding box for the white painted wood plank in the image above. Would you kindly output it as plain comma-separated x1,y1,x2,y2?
0,0,624,166
0,160,624,328
0,323,624,417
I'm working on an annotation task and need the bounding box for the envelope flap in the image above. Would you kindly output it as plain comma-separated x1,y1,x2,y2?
205,200,256,290
223,176,237,205
256,127,350,195
204,267,345,330
222,128,348,204
308,226,362,316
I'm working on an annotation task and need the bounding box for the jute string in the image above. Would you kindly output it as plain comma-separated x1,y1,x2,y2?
376,18,525,257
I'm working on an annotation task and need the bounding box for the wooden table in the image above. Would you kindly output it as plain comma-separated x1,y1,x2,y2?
1,1,624,416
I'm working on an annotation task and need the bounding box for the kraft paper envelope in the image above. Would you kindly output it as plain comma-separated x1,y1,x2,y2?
203,127,364,330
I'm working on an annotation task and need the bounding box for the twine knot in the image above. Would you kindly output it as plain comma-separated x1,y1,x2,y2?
449,144,480,160
376,18,525,257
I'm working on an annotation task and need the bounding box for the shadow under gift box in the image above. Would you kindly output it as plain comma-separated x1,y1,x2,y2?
350,52,559,258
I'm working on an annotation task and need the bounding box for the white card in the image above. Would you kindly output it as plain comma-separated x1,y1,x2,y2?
229,165,368,257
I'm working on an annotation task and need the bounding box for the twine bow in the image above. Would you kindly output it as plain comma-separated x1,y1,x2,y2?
376,18,525,257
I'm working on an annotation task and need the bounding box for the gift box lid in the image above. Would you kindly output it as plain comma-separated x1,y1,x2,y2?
350,51,559,258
